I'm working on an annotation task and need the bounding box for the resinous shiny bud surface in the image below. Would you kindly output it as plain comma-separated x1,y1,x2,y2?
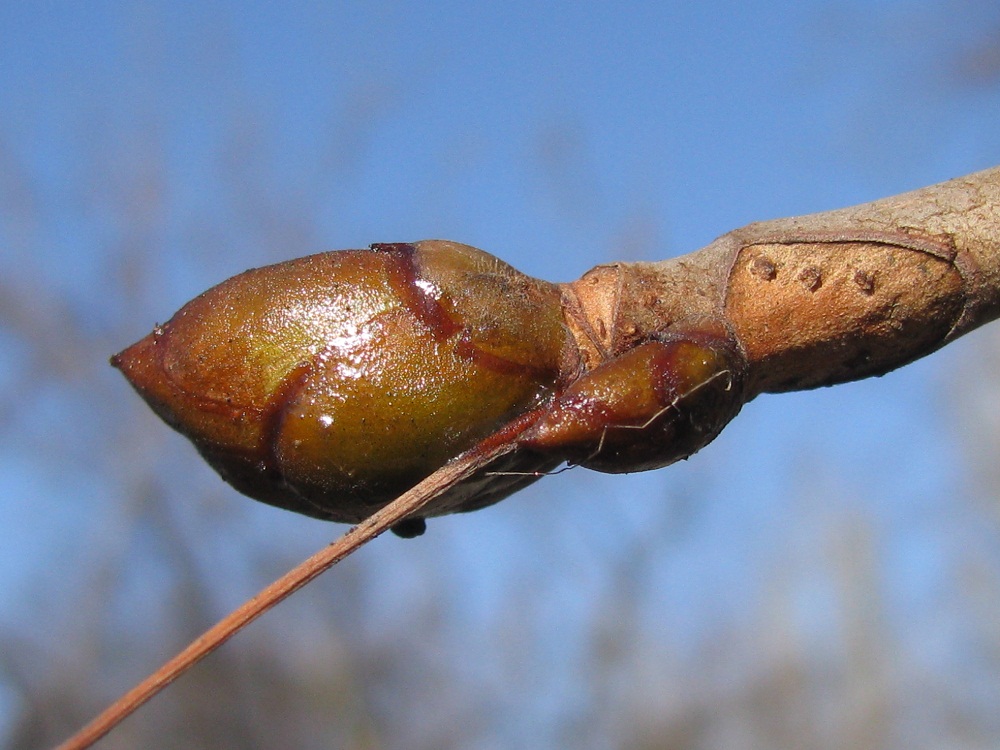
113,241,573,523
521,335,745,473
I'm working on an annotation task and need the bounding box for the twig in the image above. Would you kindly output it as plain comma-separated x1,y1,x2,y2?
54,440,513,750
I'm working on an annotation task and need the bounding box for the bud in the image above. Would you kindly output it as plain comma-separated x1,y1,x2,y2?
520,334,746,473
113,241,574,526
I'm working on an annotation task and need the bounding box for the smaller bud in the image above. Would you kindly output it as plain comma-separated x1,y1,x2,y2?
520,333,746,473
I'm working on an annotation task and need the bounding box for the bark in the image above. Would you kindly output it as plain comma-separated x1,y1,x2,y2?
565,166,1000,396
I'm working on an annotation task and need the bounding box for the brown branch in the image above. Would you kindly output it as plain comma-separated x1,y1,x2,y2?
565,166,1000,394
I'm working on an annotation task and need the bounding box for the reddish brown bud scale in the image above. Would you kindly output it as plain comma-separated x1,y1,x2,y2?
520,335,746,473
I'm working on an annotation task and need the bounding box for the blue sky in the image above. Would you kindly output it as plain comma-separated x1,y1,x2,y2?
3,0,1000,745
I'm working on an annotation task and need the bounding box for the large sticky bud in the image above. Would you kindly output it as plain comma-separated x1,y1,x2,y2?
112,241,574,524
520,333,746,473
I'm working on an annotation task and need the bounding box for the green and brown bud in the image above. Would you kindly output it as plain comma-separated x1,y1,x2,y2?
112,241,576,525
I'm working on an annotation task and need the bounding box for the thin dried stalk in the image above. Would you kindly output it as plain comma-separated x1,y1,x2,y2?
54,440,515,750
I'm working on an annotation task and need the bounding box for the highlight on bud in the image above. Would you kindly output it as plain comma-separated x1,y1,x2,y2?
519,333,747,473
112,241,575,527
